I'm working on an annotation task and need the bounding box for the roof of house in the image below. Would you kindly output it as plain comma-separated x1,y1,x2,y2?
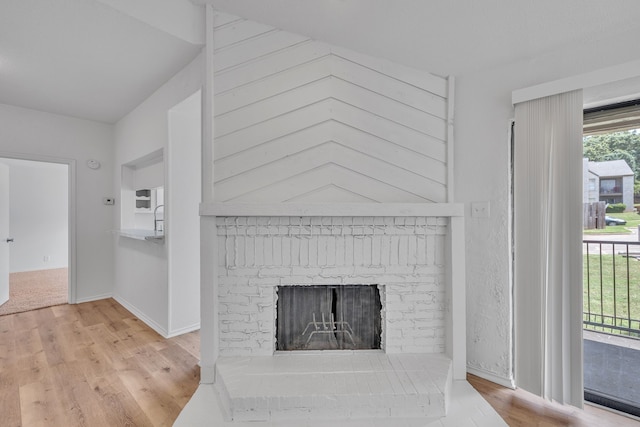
588,159,634,177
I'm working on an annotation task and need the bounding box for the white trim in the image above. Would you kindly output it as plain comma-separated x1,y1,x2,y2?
446,76,455,203
200,202,465,218
467,366,516,389
448,216,466,380
75,293,113,304
512,58,640,104
0,151,76,304
113,295,169,338
202,4,214,204
167,322,201,338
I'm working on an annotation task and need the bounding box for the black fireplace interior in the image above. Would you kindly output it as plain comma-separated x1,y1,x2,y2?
276,285,382,351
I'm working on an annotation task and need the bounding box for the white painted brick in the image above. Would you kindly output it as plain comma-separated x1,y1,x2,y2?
220,294,251,304
435,235,446,266
224,303,258,315
258,267,292,277
317,236,327,266
383,293,403,303
219,331,254,340
221,338,256,348
264,237,274,265
254,235,265,265
344,235,354,265
320,266,355,277
224,320,259,332
249,310,274,323
299,237,310,266
226,284,261,295
272,236,282,266
218,236,227,266
398,235,409,266
237,236,247,267
215,215,449,357
311,276,342,285
378,274,424,284
290,237,300,266
353,265,386,276
335,236,345,265
281,237,291,266
291,266,322,276
402,292,437,303
386,319,416,329
412,281,440,291
278,275,315,285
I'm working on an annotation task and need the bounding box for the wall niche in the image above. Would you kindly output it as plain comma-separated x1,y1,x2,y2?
120,149,164,240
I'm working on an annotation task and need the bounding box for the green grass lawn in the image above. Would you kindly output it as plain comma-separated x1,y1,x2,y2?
584,212,640,235
584,253,640,337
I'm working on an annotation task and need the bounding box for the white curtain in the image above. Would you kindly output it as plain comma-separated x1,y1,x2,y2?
514,90,584,407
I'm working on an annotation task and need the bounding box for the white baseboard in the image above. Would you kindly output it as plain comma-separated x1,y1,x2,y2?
467,366,515,389
200,365,216,384
167,323,201,338
113,295,169,338
74,293,113,304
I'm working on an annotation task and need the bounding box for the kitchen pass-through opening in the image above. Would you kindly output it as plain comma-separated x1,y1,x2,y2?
276,285,382,351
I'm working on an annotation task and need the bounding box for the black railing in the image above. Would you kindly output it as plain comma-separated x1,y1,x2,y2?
583,239,640,337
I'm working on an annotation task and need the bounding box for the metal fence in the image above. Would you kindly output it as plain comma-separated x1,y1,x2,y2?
583,239,640,337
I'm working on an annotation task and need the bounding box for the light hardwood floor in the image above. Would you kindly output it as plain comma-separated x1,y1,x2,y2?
0,298,200,426
468,374,640,426
2,299,639,426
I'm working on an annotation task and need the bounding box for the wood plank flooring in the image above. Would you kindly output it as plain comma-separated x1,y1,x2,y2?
3,298,640,426
0,298,200,427
468,373,640,426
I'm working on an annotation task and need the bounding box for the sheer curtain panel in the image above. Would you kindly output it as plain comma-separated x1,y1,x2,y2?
514,90,584,407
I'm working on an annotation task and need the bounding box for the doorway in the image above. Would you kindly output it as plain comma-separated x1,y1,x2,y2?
582,99,640,416
0,157,71,315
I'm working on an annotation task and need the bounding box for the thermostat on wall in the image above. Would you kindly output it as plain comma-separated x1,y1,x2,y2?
87,159,101,169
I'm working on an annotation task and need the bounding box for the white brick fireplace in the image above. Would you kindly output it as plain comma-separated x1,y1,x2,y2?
216,215,448,356
190,10,466,423
199,203,466,423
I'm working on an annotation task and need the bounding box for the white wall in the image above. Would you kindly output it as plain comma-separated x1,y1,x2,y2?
168,91,201,335
456,33,640,385
2,159,68,273
0,103,114,302
113,53,203,336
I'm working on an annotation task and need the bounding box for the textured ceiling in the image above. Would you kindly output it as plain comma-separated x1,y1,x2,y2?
3,0,640,123
205,0,640,78
0,0,202,123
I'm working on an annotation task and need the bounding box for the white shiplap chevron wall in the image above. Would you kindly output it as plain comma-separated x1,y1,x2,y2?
212,12,451,203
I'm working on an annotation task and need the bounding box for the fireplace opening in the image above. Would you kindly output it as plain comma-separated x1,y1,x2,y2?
276,285,382,351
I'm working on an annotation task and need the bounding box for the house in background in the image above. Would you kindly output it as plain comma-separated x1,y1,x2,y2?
584,158,635,210
3,0,640,424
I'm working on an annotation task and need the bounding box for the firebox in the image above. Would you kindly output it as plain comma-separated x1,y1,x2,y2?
276,285,382,351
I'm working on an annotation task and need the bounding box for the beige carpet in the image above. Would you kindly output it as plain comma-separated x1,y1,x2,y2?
0,268,68,316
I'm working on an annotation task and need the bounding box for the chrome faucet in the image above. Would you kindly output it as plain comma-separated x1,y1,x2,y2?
154,204,164,232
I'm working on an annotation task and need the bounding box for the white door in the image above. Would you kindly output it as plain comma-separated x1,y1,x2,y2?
0,163,9,306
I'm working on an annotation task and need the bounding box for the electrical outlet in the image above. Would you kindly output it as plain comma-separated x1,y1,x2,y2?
43,255,50,262
103,197,115,205
471,201,490,218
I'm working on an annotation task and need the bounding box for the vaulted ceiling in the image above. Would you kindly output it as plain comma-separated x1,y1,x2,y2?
2,0,640,123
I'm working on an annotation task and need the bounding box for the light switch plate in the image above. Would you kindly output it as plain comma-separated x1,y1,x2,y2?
471,201,490,218
103,197,115,205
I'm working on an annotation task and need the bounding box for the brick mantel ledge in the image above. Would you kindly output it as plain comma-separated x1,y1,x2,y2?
199,202,464,218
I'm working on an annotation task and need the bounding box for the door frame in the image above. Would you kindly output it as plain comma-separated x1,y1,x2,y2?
0,151,77,304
